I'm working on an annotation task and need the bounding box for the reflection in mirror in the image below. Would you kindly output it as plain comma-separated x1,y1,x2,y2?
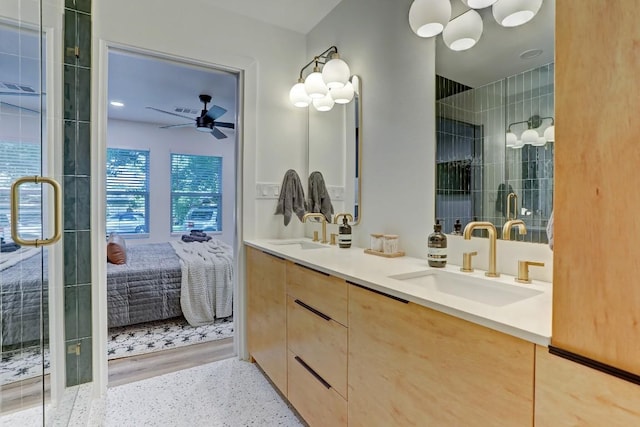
308,75,361,223
434,0,554,244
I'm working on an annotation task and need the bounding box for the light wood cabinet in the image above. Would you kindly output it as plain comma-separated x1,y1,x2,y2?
535,346,640,426
246,246,287,395
348,284,535,427
553,0,640,375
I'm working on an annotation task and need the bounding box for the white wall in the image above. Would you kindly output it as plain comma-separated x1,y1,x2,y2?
107,119,236,246
306,0,436,257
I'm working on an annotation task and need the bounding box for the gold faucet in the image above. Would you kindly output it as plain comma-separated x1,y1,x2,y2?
463,221,499,277
302,213,328,244
516,260,545,284
333,212,353,224
502,219,527,240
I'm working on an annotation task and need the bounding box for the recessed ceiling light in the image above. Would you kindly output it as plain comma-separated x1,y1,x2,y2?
520,49,543,60
110,101,124,107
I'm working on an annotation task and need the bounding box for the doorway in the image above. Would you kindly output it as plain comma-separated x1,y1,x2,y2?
104,49,238,385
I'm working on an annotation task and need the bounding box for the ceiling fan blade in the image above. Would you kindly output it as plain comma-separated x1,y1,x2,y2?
206,105,227,120
0,101,40,114
160,123,193,129
211,127,227,139
0,91,42,97
213,121,235,129
145,106,194,120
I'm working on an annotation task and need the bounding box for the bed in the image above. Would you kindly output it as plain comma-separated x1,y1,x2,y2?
0,239,233,349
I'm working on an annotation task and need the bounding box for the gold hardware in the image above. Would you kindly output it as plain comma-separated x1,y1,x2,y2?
506,192,517,220
312,230,319,242
68,342,81,356
333,212,354,224
330,233,337,245
502,219,527,240
303,213,328,244
11,176,62,247
516,260,545,284
460,251,478,272
463,221,499,277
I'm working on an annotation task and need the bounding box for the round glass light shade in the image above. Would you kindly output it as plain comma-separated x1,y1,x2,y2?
505,131,517,147
512,139,525,149
312,93,335,112
322,57,351,89
492,0,542,27
461,0,498,9
408,0,451,38
443,9,483,51
532,136,546,147
544,125,555,142
304,71,328,99
521,128,540,144
289,82,311,108
330,81,354,104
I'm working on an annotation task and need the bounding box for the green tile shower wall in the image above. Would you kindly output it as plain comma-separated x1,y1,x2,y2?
63,0,92,387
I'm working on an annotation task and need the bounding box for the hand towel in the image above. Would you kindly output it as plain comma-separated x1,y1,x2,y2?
308,171,334,223
546,210,554,250
275,169,307,226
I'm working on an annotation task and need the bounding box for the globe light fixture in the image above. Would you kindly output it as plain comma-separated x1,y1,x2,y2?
443,9,483,51
322,53,351,89
312,93,335,112
492,0,543,28
289,79,311,108
408,0,452,38
461,0,498,8
330,81,355,104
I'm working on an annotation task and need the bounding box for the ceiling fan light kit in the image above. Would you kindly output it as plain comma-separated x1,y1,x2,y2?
409,0,544,51
289,46,355,111
146,93,235,140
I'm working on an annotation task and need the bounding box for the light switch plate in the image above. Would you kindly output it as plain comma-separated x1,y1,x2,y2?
256,182,281,199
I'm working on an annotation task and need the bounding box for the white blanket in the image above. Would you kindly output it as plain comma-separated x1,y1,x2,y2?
170,239,234,326
0,247,40,272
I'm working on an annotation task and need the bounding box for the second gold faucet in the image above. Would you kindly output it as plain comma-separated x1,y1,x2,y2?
462,221,499,277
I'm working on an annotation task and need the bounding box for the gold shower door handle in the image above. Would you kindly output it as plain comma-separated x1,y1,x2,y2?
10,176,62,247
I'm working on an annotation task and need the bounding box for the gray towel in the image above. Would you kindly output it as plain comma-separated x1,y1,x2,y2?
308,171,334,223
275,169,307,226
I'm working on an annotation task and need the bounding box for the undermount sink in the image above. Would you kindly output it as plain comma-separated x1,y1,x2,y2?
388,269,542,307
268,239,328,250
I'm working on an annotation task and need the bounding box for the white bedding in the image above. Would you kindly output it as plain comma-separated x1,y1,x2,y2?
170,239,233,326
0,247,40,272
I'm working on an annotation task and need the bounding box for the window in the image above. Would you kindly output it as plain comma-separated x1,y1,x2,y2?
106,148,149,234
0,141,42,239
170,154,222,233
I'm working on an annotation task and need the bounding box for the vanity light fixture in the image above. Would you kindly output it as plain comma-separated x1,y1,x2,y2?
505,115,554,148
409,0,544,51
289,46,354,111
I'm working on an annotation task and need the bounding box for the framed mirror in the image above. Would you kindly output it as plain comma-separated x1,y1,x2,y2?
308,75,361,223
434,0,554,244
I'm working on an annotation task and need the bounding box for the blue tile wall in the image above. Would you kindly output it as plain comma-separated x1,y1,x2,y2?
63,0,92,387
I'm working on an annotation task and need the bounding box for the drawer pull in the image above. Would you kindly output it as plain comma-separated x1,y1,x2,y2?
295,355,331,389
294,299,331,321
294,262,330,276
348,281,409,304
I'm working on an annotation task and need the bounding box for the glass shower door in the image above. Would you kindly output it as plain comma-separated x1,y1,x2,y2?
0,1,56,424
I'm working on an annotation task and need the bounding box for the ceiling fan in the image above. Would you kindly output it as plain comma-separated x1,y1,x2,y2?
146,94,235,139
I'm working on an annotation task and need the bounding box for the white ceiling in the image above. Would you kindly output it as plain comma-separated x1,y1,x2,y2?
0,0,554,126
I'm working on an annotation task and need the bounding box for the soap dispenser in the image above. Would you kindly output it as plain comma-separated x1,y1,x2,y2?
338,216,352,248
428,219,447,267
452,219,463,236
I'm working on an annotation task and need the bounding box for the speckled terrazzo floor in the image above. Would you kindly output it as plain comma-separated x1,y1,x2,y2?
100,357,303,427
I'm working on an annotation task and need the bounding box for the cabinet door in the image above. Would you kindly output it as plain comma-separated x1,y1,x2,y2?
535,346,640,426
246,246,287,395
348,284,534,427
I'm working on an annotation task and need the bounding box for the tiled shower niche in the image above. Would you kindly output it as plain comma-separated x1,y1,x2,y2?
436,64,554,244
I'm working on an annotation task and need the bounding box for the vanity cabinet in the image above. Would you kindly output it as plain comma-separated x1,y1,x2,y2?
535,346,640,426
246,247,287,396
348,284,535,427
286,263,348,426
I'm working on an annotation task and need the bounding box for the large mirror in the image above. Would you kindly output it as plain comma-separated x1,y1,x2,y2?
434,0,554,244
308,75,361,223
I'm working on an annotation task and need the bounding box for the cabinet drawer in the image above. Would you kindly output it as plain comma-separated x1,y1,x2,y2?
287,296,347,398
286,262,348,326
287,351,347,427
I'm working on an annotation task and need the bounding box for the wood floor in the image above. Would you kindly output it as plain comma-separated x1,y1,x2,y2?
1,337,235,415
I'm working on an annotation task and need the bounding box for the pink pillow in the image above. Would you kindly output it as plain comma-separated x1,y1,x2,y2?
107,233,127,264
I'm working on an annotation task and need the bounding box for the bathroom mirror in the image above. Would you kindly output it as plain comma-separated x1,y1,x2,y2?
308,75,361,223
434,0,555,244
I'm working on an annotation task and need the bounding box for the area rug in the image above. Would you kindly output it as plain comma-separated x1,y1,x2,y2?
1,316,234,386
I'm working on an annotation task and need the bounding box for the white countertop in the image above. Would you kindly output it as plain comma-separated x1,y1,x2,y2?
245,238,552,346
